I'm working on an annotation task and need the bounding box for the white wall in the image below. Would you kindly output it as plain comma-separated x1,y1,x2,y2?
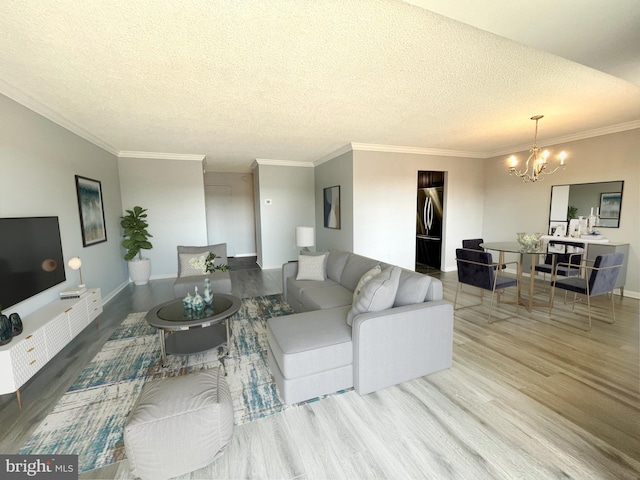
0,94,127,318
483,128,640,297
349,149,486,271
204,172,256,257
118,156,208,277
253,162,315,269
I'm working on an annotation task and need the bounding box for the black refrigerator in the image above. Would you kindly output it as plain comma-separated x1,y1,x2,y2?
416,187,443,269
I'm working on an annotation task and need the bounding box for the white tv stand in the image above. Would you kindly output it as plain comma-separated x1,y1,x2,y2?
0,288,102,408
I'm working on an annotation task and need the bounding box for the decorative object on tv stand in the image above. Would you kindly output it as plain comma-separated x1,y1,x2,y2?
516,232,543,251
75,175,108,246
9,313,23,336
0,305,12,345
120,206,153,286
296,226,314,253
508,115,567,183
68,256,85,288
60,256,87,298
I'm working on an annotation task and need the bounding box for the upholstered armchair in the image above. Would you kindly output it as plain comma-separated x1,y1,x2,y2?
173,243,232,298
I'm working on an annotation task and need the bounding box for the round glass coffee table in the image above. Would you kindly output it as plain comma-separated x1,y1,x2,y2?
146,294,241,366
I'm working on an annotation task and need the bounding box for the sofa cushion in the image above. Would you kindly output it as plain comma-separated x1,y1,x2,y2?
394,270,432,307
353,266,382,302
267,306,353,379
296,253,328,281
301,284,354,311
326,249,351,283
340,254,381,291
178,252,210,277
286,277,340,304
347,266,401,326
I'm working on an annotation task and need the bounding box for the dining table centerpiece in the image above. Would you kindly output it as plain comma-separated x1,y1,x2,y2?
516,232,543,251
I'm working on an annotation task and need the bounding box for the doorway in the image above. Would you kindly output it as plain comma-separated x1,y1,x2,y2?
416,171,445,273
205,185,232,255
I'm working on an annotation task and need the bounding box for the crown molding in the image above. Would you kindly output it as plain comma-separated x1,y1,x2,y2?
117,151,205,161
350,142,486,158
313,144,354,166
253,158,315,168
0,79,119,155
487,120,640,158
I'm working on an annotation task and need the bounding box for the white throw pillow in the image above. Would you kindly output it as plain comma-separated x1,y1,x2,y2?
296,253,328,281
178,252,209,277
347,266,401,326
353,265,382,302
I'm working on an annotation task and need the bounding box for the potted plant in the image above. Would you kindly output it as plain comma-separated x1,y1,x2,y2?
120,206,153,285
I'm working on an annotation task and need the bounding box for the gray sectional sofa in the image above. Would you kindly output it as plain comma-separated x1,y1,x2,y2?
266,248,454,405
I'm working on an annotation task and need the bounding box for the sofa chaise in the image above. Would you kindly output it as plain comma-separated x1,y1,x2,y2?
266,248,454,405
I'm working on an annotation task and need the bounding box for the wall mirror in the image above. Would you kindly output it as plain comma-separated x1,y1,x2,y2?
549,181,624,228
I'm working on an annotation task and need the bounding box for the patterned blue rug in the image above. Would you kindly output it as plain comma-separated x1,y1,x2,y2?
18,294,295,473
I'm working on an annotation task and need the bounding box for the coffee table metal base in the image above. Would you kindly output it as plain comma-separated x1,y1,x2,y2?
160,321,226,360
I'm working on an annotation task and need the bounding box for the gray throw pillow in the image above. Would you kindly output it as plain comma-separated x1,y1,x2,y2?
347,266,401,326
296,253,328,281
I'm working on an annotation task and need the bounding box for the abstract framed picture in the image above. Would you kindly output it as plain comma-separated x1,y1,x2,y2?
323,185,341,229
75,175,107,246
599,192,621,219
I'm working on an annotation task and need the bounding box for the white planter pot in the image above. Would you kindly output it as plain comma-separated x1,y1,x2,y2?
128,258,151,285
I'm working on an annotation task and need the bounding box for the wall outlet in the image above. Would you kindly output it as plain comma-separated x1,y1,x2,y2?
265,199,272,205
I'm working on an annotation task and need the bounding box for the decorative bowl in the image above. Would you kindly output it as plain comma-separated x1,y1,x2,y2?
516,232,543,250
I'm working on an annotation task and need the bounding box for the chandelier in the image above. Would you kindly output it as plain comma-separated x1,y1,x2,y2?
508,115,566,183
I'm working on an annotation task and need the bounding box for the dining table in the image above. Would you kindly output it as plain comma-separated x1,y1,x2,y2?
479,241,585,312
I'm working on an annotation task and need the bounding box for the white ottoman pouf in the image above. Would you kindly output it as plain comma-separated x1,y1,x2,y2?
124,367,233,480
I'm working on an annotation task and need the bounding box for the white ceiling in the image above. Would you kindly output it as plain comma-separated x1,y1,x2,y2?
1,0,639,173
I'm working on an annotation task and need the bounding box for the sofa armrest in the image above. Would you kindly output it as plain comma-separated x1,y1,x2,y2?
352,300,453,395
282,261,299,303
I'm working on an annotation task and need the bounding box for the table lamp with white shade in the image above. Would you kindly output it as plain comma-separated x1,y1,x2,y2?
296,226,315,253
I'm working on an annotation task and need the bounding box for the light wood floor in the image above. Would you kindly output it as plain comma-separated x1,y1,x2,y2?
1,263,638,480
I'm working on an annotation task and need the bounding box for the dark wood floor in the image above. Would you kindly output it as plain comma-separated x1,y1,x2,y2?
1,263,638,479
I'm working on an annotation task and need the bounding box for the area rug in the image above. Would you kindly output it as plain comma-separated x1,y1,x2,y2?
18,294,295,473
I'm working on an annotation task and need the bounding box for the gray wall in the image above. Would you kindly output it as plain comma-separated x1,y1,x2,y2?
483,128,639,297
253,162,315,269
0,94,127,318
118,156,208,277
314,151,354,253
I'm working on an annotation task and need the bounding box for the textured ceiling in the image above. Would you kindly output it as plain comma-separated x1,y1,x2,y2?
1,0,639,173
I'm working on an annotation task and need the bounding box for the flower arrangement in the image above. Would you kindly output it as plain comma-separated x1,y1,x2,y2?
189,252,229,274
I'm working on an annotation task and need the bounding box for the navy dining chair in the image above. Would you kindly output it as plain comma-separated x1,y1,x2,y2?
454,248,519,324
549,253,624,331
535,240,585,290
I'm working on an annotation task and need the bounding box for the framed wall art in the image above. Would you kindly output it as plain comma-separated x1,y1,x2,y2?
75,175,107,246
548,220,567,237
323,185,340,229
599,192,621,219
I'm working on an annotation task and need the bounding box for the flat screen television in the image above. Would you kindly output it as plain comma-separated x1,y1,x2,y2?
0,216,66,309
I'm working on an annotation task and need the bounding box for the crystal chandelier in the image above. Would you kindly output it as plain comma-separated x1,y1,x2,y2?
509,115,566,183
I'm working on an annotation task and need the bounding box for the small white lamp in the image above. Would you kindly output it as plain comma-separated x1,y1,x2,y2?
68,257,85,288
296,226,315,253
